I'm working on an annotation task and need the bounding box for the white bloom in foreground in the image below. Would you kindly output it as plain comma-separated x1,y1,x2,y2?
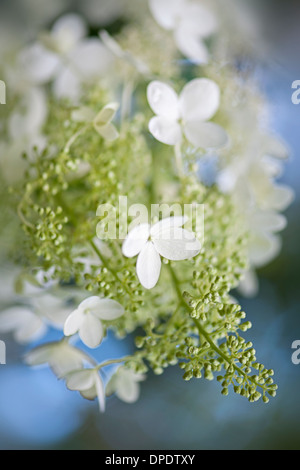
25,341,91,377
106,367,145,404
72,103,119,141
64,296,124,348
149,0,217,63
147,79,227,148
122,216,201,289
64,368,105,412
0,306,46,343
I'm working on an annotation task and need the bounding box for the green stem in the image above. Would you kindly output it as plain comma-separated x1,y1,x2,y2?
90,239,134,298
96,356,131,370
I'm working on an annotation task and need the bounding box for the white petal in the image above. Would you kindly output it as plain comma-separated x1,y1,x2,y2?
249,211,287,233
53,66,81,101
94,103,119,125
153,227,201,260
96,123,119,141
149,0,185,30
147,81,179,119
149,116,182,146
116,377,140,403
78,296,102,311
92,299,124,321
52,14,87,52
174,28,209,64
64,309,84,336
15,317,46,344
249,232,281,268
238,270,259,298
180,78,220,122
150,216,188,238
136,242,162,289
0,307,34,332
263,185,294,211
122,223,150,258
19,43,60,84
66,369,95,391
181,4,218,37
69,38,113,80
25,344,53,366
184,121,228,149
80,385,97,400
51,344,91,377
263,134,289,160
79,313,103,348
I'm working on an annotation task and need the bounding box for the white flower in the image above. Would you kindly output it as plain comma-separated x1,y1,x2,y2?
149,0,217,63
247,209,287,269
64,296,124,349
106,367,145,403
25,341,92,377
122,216,201,289
72,103,119,141
64,368,105,412
19,14,113,100
0,306,46,344
0,293,74,344
147,79,227,148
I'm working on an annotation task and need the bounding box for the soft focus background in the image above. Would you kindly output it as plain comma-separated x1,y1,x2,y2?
0,0,300,450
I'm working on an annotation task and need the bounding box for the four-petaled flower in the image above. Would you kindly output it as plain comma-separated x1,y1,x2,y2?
147,79,228,148
122,216,201,289
149,0,218,64
25,340,92,377
64,296,124,349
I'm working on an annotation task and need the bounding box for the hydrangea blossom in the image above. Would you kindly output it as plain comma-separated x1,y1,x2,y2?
122,216,201,289
64,296,124,348
149,0,217,63
0,294,73,343
25,341,92,377
18,13,113,100
147,79,227,148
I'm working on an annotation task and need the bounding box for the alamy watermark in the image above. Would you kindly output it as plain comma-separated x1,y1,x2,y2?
0,80,6,104
96,197,205,244
0,340,6,365
291,340,300,365
291,80,300,105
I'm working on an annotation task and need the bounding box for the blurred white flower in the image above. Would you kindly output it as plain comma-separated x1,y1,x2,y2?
19,13,113,100
64,368,105,412
122,216,201,289
237,269,259,298
106,367,145,403
72,102,119,141
0,87,47,183
25,340,92,377
0,306,46,343
64,296,124,348
147,79,227,148
149,0,217,63
0,293,73,344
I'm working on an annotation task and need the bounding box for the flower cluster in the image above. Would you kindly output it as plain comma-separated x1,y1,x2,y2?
0,0,291,412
